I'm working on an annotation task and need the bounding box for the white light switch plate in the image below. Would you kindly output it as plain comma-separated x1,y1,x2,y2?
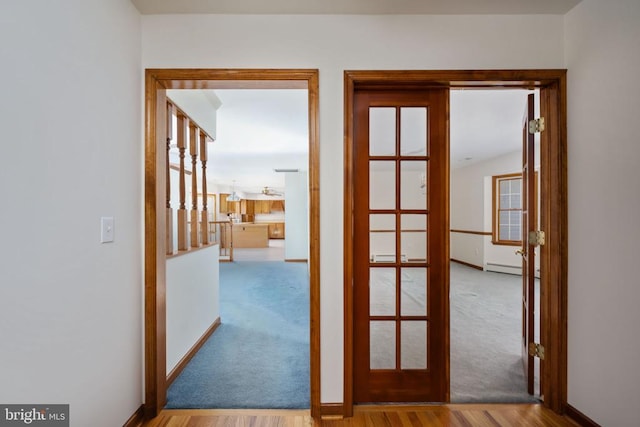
101,217,114,243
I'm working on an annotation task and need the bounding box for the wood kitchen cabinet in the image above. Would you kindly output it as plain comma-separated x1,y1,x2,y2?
267,222,285,239
240,200,255,222
255,200,271,214
220,193,241,215
270,200,285,212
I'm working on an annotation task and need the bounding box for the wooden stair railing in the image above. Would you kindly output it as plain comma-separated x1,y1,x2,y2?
189,122,200,248
200,130,209,245
166,102,174,255
165,100,216,257
176,111,189,251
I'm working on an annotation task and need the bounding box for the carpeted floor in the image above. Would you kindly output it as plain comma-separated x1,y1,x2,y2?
166,260,537,408
166,261,310,409
450,262,539,403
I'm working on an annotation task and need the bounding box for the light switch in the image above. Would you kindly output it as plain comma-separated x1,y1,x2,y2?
101,217,114,243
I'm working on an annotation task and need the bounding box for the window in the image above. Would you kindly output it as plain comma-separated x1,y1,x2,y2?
492,173,522,245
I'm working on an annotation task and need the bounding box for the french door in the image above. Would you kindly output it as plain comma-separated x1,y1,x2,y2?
352,88,449,402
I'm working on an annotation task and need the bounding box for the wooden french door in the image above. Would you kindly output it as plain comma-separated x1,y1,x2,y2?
352,89,448,403
521,93,536,394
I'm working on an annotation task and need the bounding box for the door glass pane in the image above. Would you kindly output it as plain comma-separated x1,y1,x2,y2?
370,107,396,156
400,107,427,156
370,161,396,210
401,214,427,263
401,268,427,316
371,321,396,369
370,268,396,316
370,214,395,230
400,161,427,210
370,214,396,263
401,321,427,369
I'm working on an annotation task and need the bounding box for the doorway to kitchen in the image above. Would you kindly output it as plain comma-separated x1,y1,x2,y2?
144,69,320,417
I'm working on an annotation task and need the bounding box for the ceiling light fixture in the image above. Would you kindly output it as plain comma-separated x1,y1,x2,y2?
227,180,241,202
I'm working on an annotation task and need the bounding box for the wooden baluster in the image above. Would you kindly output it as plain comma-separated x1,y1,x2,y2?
200,130,210,245
166,102,174,255
189,123,200,248
176,112,188,251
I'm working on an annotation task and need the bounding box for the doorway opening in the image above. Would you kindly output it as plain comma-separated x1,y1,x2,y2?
449,88,541,402
162,87,310,408
144,69,321,418
343,70,567,417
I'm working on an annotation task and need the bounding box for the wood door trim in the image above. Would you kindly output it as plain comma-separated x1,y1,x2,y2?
344,69,567,416
145,68,321,418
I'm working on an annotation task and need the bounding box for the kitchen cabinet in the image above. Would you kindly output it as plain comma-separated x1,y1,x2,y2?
267,222,285,239
240,200,255,222
270,200,285,212
255,200,271,214
220,193,241,215
219,193,230,213
240,199,255,215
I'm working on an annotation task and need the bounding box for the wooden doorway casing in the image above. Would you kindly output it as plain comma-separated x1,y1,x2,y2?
144,69,321,418
344,70,567,416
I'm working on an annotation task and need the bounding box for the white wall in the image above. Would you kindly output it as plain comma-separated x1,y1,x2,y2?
141,13,565,403
284,172,309,260
451,151,522,268
0,1,142,426
565,1,640,425
166,245,220,372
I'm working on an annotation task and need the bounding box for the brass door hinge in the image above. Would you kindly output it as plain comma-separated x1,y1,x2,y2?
529,230,545,247
529,117,545,134
528,342,545,360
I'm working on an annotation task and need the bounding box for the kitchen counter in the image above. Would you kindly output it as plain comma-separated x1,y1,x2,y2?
232,223,269,248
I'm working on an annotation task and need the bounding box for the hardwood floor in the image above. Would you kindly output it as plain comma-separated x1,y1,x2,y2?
143,405,577,427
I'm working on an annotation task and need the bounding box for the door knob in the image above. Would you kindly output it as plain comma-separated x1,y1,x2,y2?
515,248,525,256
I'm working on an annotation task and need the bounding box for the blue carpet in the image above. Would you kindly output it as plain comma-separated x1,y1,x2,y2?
166,261,310,409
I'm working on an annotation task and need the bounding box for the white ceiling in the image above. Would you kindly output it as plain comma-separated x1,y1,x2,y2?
208,89,308,193
167,89,309,194
168,88,533,194
131,0,581,15
450,89,534,169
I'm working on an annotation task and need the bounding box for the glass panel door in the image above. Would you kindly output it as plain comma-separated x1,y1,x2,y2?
353,88,447,403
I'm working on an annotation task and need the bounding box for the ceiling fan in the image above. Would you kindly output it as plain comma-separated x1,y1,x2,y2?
261,186,283,197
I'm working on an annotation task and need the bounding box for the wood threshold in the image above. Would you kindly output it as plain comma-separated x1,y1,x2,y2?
564,404,601,427
144,68,321,419
451,258,483,271
166,317,221,387
343,69,567,416
123,405,145,427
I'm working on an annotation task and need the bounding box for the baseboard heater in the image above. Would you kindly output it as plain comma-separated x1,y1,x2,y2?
485,262,521,276
485,262,541,278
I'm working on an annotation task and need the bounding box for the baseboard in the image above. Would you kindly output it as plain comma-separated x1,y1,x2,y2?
285,259,308,263
564,404,601,427
451,258,483,271
320,403,345,418
122,405,144,427
167,317,221,386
